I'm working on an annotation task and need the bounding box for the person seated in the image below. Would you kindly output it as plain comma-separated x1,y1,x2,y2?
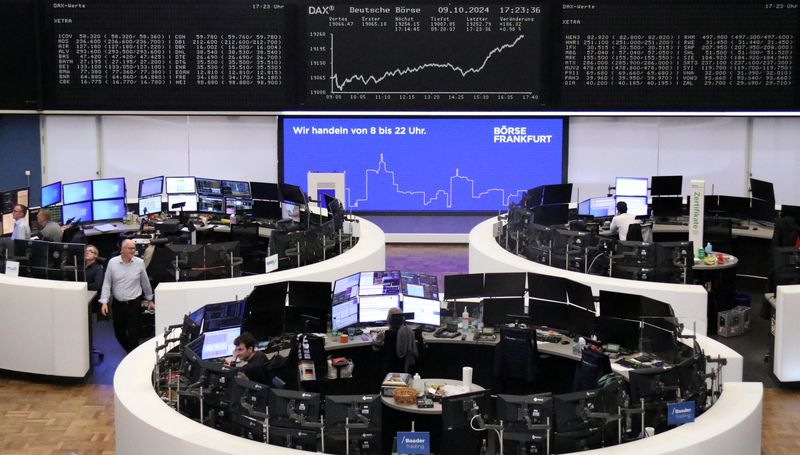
85,244,105,292
609,201,638,241
36,208,63,242
227,332,268,384
373,307,419,372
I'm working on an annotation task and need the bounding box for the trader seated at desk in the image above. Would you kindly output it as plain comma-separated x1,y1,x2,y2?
226,332,268,383
372,307,419,373
35,208,63,242
609,201,637,240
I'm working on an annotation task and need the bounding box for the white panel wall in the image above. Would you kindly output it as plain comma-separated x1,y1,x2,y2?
41,115,99,185
751,118,800,205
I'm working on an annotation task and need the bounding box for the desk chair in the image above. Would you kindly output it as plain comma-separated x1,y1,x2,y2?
626,223,643,242
494,326,538,394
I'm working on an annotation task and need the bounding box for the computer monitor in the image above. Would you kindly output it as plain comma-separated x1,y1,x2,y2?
402,296,440,326
441,390,491,455
250,181,281,201
496,393,554,428
529,299,595,336
627,367,680,402
331,297,359,331
640,320,679,363
1,213,13,236
750,178,775,203
482,297,525,327
527,186,544,208
533,203,570,225
165,176,197,194
138,195,162,216
62,180,93,204
203,300,247,332
595,316,641,352
280,183,306,205
281,201,301,222
614,240,656,267
616,196,648,217
333,273,360,305
224,197,254,215
268,388,321,429
750,198,776,222
483,272,526,297
167,194,198,213
288,281,331,309
579,197,616,218
616,177,648,197
92,198,126,222
138,176,164,198
358,270,400,296
200,326,241,360
651,197,683,218
197,195,225,214
650,176,683,196
193,177,221,196
781,204,800,221
712,195,748,219
358,294,400,325
325,394,382,430
253,200,282,220
566,280,595,312
444,273,484,300
773,247,800,286
242,282,287,340
400,272,439,300
268,426,320,451
223,180,252,198
553,386,619,433
62,201,93,223
41,181,62,207
541,184,572,205
527,272,569,303
92,178,125,200
598,290,642,320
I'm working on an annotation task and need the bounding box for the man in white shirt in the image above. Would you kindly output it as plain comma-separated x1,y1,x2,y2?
609,201,637,241
10,204,31,240
99,239,154,352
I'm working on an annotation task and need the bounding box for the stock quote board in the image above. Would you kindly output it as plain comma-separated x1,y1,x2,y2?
40,0,290,110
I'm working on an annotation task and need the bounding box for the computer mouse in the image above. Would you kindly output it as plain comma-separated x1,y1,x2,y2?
361,334,370,341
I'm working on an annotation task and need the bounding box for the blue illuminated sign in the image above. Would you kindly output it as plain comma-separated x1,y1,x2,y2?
397,431,430,454
667,401,696,425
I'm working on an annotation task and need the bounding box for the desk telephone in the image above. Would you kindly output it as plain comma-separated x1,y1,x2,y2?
433,323,461,339
473,327,497,341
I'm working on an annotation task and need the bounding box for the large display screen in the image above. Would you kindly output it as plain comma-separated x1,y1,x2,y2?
282,117,566,212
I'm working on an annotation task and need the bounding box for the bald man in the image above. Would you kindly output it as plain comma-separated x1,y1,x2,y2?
99,239,154,352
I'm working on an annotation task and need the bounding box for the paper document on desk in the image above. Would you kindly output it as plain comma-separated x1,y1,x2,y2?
93,223,117,232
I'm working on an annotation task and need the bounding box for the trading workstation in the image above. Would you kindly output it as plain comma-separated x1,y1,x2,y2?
141,269,742,455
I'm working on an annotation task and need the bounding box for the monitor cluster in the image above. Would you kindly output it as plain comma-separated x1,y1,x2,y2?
52,178,128,224
0,238,85,281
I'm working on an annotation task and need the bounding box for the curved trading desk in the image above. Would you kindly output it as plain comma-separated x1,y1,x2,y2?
0,274,93,378
154,217,385,333
469,219,711,334
114,333,755,455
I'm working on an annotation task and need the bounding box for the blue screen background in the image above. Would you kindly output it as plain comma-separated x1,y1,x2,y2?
92,199,126,221
41,182,62,207
63,201,93,223
63,181,92,205
282,118,564,212
93,178,126,200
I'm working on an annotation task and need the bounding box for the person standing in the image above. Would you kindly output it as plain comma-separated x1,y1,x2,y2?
10,204,31,240
99,239,154,352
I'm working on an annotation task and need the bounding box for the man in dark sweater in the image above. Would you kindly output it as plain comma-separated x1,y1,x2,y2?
229,332,268,384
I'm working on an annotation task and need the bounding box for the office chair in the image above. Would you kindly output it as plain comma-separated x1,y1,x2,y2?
493,326,538,394
626,223,643,242
318,220,338,260
572,348,611,392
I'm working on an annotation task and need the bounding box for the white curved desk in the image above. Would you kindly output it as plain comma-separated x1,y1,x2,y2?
469,219,710,335
0,274,92,377
154,217,385,334
114,336,758,455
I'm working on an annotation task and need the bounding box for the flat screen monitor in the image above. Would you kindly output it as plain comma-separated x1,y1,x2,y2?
223,180,252,198
578,197,615,218
62,201,93,223
251,181,281,201
167,194,198,213
243,282,287,340
203,300,247,332
595,316,641,352
566,280,595,312
527,272,569,303
716,195,750,219
138,176,164,198
281,201,301,221
92,198,126,222
333,273,360,305
200,326,241,360
280,183,306,205
750,198,776,222
599,290,672,319
1,213,13,236
616,196,648,217
482,297,525,327
533,203,569,225
358,294,400,325
750,178,775,203
541,184,572,205
224,197,254,215
325,394,382,430
402,296,440,326
332,297,359,331
138,195,162,216
640,322,679,363
616,177,648,197
165,176,197,194
197,195,225,214
41,181,62,207
444,273,484,300
358,270,400,296
651,196,683,218
496,394,554,427
253,200,282,220
627,367,680,402
288,281,332,309
650,176,683,196
195,178,223,196
483,272,526,297
526,186,544,209
62,180,92,204
92,178,125,200
441,390,491,454
529,298,595,336
781,204,800,221
553,388,616,433
269,388,321,429
400,272,439,300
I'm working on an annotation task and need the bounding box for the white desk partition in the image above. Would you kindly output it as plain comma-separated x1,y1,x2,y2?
115,336,759,455
0,274,92,377
469,219,710,334
154,217,385,334
773,284,800,381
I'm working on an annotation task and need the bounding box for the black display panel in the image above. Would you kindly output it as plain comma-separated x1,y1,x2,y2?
41,0,290,110
559,0,800,110
0,0,39,109
303,3,548,108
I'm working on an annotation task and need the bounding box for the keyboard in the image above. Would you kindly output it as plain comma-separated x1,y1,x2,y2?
433,328,460,339
536,333,563,344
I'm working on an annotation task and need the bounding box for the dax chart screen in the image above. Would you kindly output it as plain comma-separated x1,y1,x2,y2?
281,117,565,213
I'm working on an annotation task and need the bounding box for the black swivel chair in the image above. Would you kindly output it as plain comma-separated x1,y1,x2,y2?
493,326,538,394
626,223,644,242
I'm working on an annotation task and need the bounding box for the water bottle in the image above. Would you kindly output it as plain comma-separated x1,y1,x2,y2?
461,308,470,335
705,242,713,255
